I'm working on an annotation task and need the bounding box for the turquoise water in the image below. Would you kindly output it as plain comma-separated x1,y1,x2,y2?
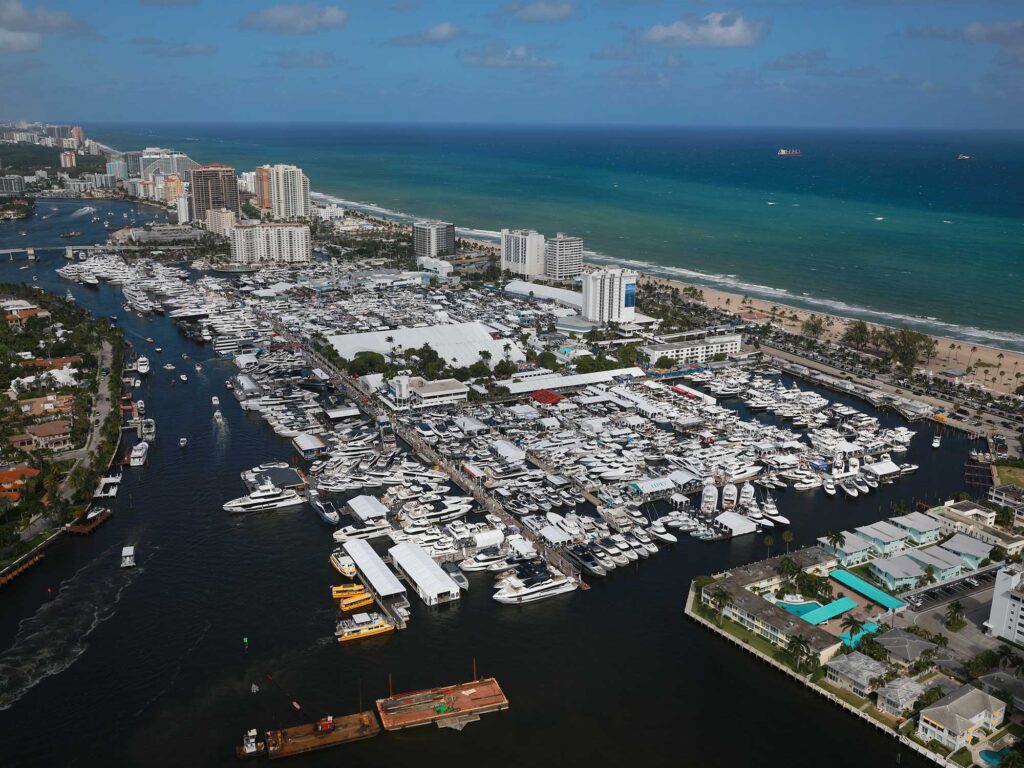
86,124,1024,349
776,600,823,617
840,622,881,648
981,747,1010,766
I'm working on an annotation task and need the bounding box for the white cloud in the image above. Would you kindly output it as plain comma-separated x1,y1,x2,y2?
458,40,559,70
241,3,350,36
502,1,575,23
0,26,38,52
643,12,768,48
0,0,92,53
388,21,461,46
962,20,1024,47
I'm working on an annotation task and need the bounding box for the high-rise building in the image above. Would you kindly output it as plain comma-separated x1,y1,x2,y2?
70,126,85,147
106,159,128,180
206,208,236,238
190,164,240,221
989,566,1024,644
268,164,311,220
412,220,456,259
230,223,311,265
163,174,185,203
47,125,71,140
500,229,545,277
581,267,637,324
238,171,256,194
60,151,76,168
175,195,190,224
140,147,198,182
122,151,142,177
254,166,272,209
543,233,583,281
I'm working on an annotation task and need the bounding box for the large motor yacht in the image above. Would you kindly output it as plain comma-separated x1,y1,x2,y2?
222,481,304,513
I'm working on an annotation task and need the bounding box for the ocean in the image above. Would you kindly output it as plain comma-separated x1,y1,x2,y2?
0,200,977,767
86,123,1024,350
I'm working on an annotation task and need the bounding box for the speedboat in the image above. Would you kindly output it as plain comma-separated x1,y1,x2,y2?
840,479,859,498
129,441,149,467
211,396,220,406
179,374,188,383
459,548,507,572
223,482,303,513
932,435,941,449
179,437,188,447
823,477,836,496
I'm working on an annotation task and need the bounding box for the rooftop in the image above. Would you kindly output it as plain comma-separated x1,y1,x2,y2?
920,684,1004,735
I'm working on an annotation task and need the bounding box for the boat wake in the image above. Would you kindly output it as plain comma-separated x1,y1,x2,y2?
71,206,96,217
309,190,1024,352
0,552,140,710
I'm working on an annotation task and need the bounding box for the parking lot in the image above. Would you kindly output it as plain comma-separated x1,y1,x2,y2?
903,567,999,612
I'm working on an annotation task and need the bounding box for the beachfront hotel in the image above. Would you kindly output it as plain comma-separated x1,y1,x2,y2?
581,267,637,324
543,232,583,280
500,228,546,278
412,220,456,259
267,164,311,221
230,222,311,265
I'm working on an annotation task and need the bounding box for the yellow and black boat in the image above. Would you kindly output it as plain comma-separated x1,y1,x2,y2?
331,584,365,599
339,591,374,611
336,612,395,643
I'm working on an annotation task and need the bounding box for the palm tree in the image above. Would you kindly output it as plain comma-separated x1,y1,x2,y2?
968,345,978,367
1001,752,1024,768
825,530,846,552
932,633,949,649
709,586,733,626
841,615,866,643
998,644,1015,669
764,534,775,557
786,634,812,672
777,556,799,578
782,530,793,553
945,601,966,629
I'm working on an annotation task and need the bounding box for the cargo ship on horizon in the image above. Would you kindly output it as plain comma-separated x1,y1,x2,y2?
777,148,802,157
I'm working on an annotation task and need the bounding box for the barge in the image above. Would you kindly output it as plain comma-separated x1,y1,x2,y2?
251,711,379,760
376,677,509,731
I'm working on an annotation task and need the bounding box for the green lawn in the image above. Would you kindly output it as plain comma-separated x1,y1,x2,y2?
950,748,974,767
997,465,1024,487
695,603,800,672
817,679,868,709
865,705,898,727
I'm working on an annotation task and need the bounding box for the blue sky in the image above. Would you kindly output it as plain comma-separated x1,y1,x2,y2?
1,0,1022,128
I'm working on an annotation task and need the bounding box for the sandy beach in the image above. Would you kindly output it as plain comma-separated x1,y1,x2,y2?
638,274,1024,397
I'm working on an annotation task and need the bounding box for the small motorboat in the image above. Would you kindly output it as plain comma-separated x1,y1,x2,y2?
179,374,188,382
179,437,188,447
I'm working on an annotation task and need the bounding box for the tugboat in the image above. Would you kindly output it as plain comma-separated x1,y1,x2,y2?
235,729,266,760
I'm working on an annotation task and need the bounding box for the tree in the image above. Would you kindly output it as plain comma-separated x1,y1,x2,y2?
944,601,966,630
932,633,949,648
782,530,793,553
825,530,846,551
777,555,799,578
763,534,774,557
801,314,825,339
841,615,865,643
709,587,733,626
654,355,676,370
786,634,812,672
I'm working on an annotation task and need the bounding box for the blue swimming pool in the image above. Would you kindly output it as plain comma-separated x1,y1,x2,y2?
980,747,1009,766
840,622,880,648
776,601,822,618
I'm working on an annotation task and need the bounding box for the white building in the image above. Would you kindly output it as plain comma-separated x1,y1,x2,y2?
237,171,256,194
205,207,236,238
175,195,189,224
60,151,76,168
642,333,742,365
988,565,1024,644
230,223,311,265
544,233,583,280
416,255,453,279
0,175,26,196
500,228,545,277
313,203,345,221
268,164,311,220
581,267,637,324
412,220,455,259
139,147,197,182
388,375,469,409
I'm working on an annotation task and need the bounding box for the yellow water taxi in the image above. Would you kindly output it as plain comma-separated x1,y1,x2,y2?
330,550,357,578
338,592,374,611
331,584,365,599
336,612,395,643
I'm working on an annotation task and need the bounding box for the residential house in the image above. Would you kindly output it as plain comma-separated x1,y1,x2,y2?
941,533,994,570
0,466,41,503
917,684,1005,751
855,521,910,555
14,393,74,419
870,554,926,592
14,419,73,451
904,546,964,583
978,671,1024,712
3,307,50,330
876,677,927,717
889,511,944,545
873,629,937,670
818,531,874,567
824,651,889,699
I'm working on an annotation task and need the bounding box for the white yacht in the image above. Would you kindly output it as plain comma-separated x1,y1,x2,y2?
223,482,303,513
129,441,149,467
932,434,941,449
120,546,136,568
211,396,220,406
136,356,150,375
493,572,578,604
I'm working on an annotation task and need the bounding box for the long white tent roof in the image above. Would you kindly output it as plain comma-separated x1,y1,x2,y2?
388,542,461,600
327,321,525,368
343,539,406,598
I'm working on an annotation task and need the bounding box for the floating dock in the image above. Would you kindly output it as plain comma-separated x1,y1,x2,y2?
376,677,509,731
67,510,112,534
265,711,379,760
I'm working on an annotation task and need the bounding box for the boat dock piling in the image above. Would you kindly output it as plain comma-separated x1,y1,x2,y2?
375,677,509,731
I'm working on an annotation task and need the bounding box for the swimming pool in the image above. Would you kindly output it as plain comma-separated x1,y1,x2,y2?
776,601,822,618
840,622,880,648
980,747,1009,766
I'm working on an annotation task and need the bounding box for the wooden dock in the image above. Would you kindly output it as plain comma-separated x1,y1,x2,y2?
0,553,45,588
376,677,509,731
67,510,112,535
265,711,379,760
